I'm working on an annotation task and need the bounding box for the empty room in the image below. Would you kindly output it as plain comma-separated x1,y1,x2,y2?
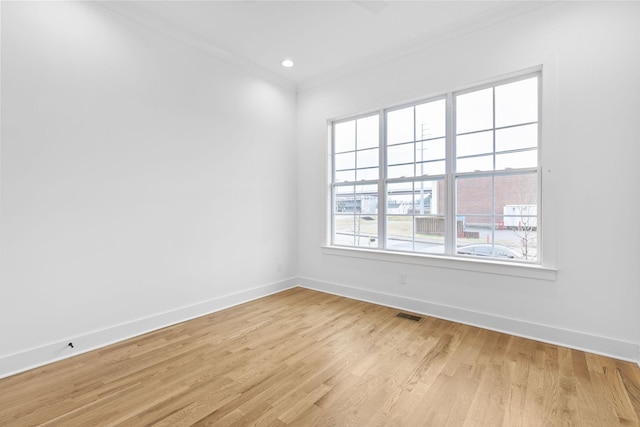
1,1,639,425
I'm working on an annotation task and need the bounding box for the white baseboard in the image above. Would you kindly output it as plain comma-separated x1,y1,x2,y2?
0,278,298,379
3,276,638,379
297,276,640,366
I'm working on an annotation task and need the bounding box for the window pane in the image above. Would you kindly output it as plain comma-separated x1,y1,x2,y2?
502,213,537,230
417,161,445,176
355,215,378,248
355,184,378,215
454,172,538,261
495,77,538,128
335,185,353,195
457,221,528,260
387,164,414,179
495,150,537,170
334,152,355,171
456,215,494,238
357,148,379,169
456,88,493,134
387,216,414,251
387,107,414,145
456,155,493,173
334,169,355,183
495,173,537,210
416,236,445,254
456,131,493,158
388,143,414,166
386,180,445,254
334,214,355,246
357,115,379,150
496,216,537,261
496,124,537,152
386,181,414,250
387,179,443,253
333,185,378,248
415,215,445,254
457,176,492,215
416,138,445,162
458,243,491,256
415,99,446,140
455,215,525,260
458,174,537,216
413,180,434,215
335,120,355,153
387,182,413,213
334,186,354,213
356,167,378,181
457,223,493,248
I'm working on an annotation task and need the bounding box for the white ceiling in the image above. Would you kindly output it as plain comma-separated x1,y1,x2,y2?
98,1,547,90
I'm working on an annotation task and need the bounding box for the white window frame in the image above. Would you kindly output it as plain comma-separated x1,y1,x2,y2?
452,73,542,262
327,68,557,280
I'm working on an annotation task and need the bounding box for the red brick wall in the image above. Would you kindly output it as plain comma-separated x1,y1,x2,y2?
437,174,537,226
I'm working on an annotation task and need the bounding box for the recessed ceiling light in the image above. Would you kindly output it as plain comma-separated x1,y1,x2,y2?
281,58,294,68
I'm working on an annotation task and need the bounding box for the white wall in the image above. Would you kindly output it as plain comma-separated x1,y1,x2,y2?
297,2,640,362
0,1,297,376
1,1,638,378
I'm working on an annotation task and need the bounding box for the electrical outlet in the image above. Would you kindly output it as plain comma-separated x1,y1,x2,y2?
399,272,407,285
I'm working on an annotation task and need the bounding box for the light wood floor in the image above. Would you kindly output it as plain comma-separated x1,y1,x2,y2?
1,287,639,426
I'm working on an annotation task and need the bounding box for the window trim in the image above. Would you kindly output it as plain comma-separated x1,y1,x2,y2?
327,68,551,275
321,245,557,281
452,71,543,264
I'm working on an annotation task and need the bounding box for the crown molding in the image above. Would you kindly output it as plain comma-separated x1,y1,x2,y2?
298,1,555,93
94,1,298,93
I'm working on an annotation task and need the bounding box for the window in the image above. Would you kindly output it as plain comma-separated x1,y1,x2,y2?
333,115,380,248
386,98,446,254
330,72,541,263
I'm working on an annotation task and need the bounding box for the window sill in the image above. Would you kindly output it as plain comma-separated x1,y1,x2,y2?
321,246,557,281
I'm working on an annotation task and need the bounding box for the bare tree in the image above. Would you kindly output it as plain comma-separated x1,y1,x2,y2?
346,189,376,247
501,181,537,260
509,205,536,260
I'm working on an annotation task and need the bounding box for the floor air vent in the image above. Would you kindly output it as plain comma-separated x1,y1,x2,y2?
396,312,422,322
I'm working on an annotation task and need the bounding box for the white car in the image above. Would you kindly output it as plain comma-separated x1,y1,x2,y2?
457,244,522,259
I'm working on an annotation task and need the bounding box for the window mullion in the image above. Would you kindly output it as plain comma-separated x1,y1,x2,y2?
378,109,386,249
445,92,456,255
330,124,336,246
412,107,416,252
351,185,357,246
492,87,497,251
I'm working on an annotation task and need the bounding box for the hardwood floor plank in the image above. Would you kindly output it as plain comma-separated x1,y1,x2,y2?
572,349,615,427
1,287,639,426
542,344,561,425
618,362,640,416
502,354,529,427
602,358,640,424
521,341,545,426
